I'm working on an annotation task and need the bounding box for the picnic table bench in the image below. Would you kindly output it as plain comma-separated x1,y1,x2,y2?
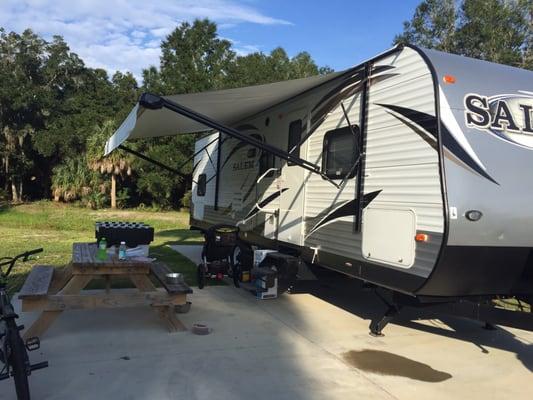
19,243,192,339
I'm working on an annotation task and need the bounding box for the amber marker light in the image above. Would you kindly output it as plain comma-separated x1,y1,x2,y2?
415,233,429,242
443,75,456,84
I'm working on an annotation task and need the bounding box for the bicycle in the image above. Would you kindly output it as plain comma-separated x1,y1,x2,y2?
0,249,48,400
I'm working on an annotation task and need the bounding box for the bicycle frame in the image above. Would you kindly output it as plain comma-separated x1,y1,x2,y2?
0,249,48,400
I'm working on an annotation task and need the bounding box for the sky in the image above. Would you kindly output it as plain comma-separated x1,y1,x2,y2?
0,0,422,83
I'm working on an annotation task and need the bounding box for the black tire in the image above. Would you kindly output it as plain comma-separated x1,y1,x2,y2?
197,264,206,289
6,319,30,400
232,262,240,288
231,242,253,289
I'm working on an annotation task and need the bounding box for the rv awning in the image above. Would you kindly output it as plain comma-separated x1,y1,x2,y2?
104,71,345,155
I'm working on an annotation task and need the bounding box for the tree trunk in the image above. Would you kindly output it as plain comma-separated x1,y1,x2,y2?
11,181,19,203
4,153,9,192
111,174,117,209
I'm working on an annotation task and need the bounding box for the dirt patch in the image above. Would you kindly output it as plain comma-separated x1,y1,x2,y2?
343,349,452,382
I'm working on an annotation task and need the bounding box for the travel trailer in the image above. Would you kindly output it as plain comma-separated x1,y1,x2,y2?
105,44,533,334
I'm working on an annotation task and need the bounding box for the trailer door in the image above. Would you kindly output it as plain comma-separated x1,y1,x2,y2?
278,109,308,245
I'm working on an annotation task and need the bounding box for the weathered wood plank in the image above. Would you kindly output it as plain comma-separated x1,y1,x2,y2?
21,291,187,312
150,263,193,295
71,265,150,276
22,311,62,340
18,265,54,299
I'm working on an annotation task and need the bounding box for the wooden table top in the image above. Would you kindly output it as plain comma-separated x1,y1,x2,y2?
71,242,151,272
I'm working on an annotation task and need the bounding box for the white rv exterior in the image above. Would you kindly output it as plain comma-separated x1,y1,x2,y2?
191,46,445,294
106,44,533,302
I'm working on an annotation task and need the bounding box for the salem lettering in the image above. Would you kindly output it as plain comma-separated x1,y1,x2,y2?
464,93,533,134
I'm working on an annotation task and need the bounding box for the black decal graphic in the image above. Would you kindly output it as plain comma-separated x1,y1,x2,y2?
441,123,499,185
244,188,289,220
378,103,498,185
307,190,382,236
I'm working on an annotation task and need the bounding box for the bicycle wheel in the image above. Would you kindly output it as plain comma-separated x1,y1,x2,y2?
6,319,30,400
197,264,206,289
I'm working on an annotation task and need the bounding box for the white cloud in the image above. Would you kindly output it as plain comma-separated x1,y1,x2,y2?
0,0,291,82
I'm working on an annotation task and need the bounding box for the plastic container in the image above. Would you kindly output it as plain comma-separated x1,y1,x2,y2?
118,241,127,261
97,238,107,261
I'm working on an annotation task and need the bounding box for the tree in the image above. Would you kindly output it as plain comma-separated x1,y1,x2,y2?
0,29,47,202
455,0,529,67
111,71,139,122
86,120,132,208
51,155,98,202
227,48,332,87
394,0,457,52
158,19,235,94
395,0,532,70
0,20,331,208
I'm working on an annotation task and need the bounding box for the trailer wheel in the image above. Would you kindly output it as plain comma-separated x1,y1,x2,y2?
232,242,252,269
231,242,252,288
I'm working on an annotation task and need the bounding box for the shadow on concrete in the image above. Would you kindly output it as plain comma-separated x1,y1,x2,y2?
291,267,533,373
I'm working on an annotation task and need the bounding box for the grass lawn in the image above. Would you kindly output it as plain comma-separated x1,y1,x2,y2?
0,201,204,294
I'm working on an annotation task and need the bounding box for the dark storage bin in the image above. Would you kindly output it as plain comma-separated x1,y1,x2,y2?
95,221,154,247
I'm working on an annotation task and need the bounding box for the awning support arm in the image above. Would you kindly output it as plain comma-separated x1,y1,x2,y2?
139,93,340,188
118,144,189,180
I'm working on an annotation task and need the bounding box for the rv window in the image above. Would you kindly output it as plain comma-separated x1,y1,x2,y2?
287,119,302,166
259,151,276,178
197,174,206,196
322,125,359,179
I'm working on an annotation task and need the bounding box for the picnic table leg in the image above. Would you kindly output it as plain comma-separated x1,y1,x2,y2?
154,306,187,332
23,311,62,340
23,275,94,340
129,274,187,332
105,275,111,294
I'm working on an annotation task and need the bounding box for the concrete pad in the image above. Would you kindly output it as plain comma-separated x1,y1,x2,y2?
169,244,203,265
2,280,532,400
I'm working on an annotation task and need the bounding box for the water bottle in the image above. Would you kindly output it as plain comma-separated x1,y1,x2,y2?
118,241,127,261
97,237,107,261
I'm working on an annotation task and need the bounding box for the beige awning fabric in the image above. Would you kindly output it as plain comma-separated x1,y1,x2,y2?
104,71,345,155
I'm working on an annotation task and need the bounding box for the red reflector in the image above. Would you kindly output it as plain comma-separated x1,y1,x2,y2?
415,233,429,242
443,75,456,84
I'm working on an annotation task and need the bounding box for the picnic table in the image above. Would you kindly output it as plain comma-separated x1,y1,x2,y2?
19,242,192,339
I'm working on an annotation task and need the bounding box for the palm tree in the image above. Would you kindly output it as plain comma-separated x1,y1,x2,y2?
86,120,131,208
51,156,96,202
